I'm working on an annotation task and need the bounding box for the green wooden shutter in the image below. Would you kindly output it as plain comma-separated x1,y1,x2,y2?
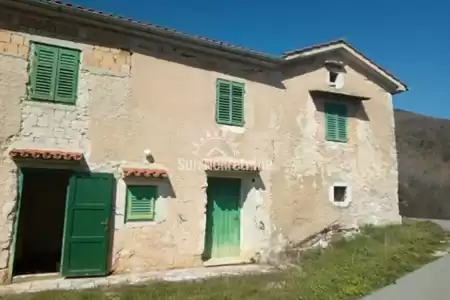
30,44,58,101
337,106,348,141
126,186,157,221
325,103,348,142
216,79,232,124
325,104,338,141
231,82,244,126
55,48,80,104
216,79,244,126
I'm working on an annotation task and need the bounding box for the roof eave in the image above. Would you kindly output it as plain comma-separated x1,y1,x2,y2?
4,2,407,90
8,0,281,67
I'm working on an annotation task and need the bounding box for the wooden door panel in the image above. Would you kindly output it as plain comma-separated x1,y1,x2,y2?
204,177,241,259
61,173,113,277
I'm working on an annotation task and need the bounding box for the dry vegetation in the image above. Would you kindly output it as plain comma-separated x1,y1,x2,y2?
3,221,447,300
395,109,450,219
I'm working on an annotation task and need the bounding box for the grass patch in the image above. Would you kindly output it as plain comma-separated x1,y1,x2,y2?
4,221,447,300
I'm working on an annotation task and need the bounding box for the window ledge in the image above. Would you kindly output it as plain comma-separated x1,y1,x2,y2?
218,124,245,134
23,99,78,110
326,138,348,143
123,220,158,228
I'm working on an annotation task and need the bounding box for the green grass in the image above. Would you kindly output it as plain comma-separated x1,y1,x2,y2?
4,221,448,300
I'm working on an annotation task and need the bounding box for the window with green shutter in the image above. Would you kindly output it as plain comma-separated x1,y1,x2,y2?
30,43,80,105
125,185,157,222
324,102,348,142
216,79,244,126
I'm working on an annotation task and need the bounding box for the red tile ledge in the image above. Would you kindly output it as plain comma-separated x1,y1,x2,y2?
9,148,83,161
122,168,168,178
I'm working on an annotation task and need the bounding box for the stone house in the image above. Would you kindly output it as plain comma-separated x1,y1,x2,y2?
0,0,407,284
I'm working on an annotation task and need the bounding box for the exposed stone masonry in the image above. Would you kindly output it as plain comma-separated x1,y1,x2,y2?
0,30,29,59
0,9,132,283
18,101,88,150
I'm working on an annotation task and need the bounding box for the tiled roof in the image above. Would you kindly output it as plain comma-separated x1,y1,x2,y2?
203,158,262,172
122,167,168,178
10,0,407,92
9,148,84,161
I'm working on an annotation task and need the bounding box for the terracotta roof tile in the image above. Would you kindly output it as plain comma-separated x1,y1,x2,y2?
203,158,261,172
9,148,83,161
123,168,168,178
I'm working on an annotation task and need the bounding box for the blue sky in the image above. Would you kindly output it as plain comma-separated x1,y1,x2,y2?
73,0,449,118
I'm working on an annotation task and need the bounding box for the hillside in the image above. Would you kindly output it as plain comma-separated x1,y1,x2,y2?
395,109,450,219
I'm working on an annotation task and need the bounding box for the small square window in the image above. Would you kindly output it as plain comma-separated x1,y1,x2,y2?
327,70,344,89
125,185,157,222
329,71,339,84
329,183,351,207
333,186,347,202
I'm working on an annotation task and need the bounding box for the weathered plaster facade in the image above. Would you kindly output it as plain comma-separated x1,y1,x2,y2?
270,56,400,247
0,1,405,283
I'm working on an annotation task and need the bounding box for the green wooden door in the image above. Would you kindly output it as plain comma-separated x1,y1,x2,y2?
204,177,241,259
61,173,114,277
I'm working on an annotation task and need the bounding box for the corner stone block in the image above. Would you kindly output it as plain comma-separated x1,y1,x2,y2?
10,34,24,46
17,45,29,58
0,30,11,43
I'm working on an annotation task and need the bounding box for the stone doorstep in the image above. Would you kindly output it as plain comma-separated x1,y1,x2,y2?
12,273,60,284
0,264,274,295
203,256,251,268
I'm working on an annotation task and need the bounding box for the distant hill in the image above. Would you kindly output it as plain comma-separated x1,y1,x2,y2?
395,109,450,219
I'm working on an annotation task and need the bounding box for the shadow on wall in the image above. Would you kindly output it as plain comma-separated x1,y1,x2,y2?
311,95,370,122
135,43,286,90
242,173,266,198
0,8,285,89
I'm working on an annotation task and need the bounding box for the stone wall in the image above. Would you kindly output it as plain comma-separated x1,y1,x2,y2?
0,52,28,283
0,8,132,152
0,7,132,282
269,53,400,251
0,30,29,58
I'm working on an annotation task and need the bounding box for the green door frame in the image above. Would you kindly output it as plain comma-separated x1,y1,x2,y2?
7,168,23,283
8,167,74,281
8,168,114,280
